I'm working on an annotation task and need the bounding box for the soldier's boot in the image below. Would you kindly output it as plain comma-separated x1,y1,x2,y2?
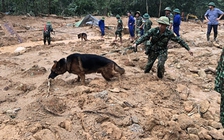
48,38,51,45
144,63,153,73
157,66,165,79
214,33,217,42
206,34,210,41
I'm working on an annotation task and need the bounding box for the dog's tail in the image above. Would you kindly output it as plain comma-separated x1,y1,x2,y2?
114,63,125,75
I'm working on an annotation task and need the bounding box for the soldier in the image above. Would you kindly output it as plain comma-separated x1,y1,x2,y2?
114,14,123,44
43,21,54,45
173,8,181,37
142,13,152,49
214,48,224,126
142,13,152,34
135,11,144,38
164,7,173,29
204,2,224,42
132,16,193,78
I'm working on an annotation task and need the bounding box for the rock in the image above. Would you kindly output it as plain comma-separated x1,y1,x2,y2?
202,110,214,120
129,123,144,133
199,100,210,114
14,47,26,54
208,129,224,140
189,134,199,140
59,120,72,132
109,88,121,93
187,127,198,135
95,90,108,99
131,115,139,124
176,84,189,100
184,101,194,112
176,63,181,69
33,129,56,140
101,122,122,140
73,85,91,94
198,128,212,140
29,122,42,133
198,69,206,78
178,114,195,130
208,121,223,129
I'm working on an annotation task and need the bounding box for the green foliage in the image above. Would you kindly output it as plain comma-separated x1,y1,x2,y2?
1,0,224,17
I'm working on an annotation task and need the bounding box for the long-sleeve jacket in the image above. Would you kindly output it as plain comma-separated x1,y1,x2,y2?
128,16,135,28
98,20,105,30
173,14,181,27
135,27,190,52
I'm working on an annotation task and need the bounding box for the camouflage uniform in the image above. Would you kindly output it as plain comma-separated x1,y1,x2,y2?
43,22,53,45
135,16,143,37
214,48,224,126
135,27,190,78
143,18,152,34
115,18,123,37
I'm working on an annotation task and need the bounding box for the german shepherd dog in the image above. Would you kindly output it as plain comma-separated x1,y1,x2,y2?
48,53,125,85
77,33,88,41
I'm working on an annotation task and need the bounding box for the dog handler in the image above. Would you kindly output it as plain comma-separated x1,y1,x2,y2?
132,16,193,78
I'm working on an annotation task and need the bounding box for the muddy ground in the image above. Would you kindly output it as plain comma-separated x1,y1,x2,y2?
0,15,224,140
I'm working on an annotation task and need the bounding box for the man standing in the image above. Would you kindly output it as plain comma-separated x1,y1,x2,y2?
173,8,181,37
132,16,193,79
43,21,53,45
164,7,173,29
114,14,123,44
127,11,135,42
215,48,224,126
142,13,152,49
135,11,144,38
98,17,105,39
204,2,224,42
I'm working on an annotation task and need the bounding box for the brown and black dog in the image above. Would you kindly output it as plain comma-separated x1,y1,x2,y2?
77,33,88,41
48,53,125,85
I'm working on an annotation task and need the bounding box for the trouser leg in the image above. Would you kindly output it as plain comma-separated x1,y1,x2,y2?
220,94,224,126
145,51,158,73
207,24,212,41
43,34,46,45
157,51,168,78
213,25,218,41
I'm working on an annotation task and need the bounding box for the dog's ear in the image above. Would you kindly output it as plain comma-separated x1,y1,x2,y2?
53,60,58,64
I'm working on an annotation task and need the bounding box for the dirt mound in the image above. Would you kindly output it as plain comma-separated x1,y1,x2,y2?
0,15,224,140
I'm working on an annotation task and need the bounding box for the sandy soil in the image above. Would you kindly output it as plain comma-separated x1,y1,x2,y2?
0,15,224,140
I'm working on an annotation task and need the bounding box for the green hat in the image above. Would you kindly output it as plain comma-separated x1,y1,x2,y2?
157,16,170,26
135,11,141,15
173,8,180,14
164,7,171,11
102,17,105,20
116,14,120,19
47,21,51,25
143,13,150,19
208,2,215,7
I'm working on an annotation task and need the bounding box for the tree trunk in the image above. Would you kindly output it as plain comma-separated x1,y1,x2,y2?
146,0,148,14
48,0,51,15
158,0,161,17
2,0,5,12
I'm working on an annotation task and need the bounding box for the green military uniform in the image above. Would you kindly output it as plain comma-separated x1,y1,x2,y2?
135,26,190,78
142,13,152,49
143,13,152,34
214,48,224,126
43,21,53,45
164,7,173,28
115,15,123,37
135,11,143,37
